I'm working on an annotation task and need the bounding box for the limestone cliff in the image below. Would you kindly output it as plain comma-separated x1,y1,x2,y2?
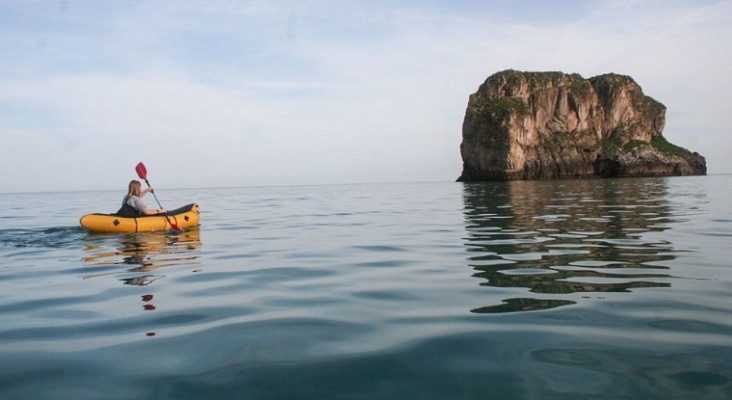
457,70,706,181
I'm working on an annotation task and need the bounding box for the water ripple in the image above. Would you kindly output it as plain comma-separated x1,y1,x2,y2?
1,179,731,399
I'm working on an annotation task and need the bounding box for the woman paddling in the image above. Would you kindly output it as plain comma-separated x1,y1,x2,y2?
117,180,167,217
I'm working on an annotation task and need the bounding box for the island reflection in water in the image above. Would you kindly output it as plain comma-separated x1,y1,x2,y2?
463,178,678,313
82,228,201,286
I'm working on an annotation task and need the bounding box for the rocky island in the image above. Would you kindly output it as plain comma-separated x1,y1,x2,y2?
457,70,706,181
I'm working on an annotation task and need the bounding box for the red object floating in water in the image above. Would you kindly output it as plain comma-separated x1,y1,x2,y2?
141,294,154,302
143,304,156,311
146,332,156,337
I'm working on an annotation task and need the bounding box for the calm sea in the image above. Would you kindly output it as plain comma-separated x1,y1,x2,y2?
1,176,731,400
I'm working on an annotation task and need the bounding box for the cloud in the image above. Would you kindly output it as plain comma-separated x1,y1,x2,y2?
1,0,730,192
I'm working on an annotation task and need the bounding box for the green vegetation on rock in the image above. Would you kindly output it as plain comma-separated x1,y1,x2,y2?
600,131,624,152
637,96,666,117
623,140,648,151
652,135,693,157
475,96,528,118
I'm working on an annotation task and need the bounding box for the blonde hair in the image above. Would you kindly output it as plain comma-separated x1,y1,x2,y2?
127,180,142,197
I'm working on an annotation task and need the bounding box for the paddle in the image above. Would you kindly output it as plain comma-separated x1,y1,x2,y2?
135,162,182,232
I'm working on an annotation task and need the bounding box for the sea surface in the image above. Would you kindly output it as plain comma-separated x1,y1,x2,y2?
1,176,731,400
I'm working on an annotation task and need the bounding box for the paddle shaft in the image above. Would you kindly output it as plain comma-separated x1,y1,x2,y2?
143,179,181,231
143,178,165,209
135,162,181,232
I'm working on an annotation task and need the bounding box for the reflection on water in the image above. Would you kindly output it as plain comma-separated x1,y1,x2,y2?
82,228,202,286
463,178,679,313
80,229,202,338
471,298,576,313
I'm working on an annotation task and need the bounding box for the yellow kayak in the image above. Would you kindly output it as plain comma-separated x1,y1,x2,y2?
80,203,200,233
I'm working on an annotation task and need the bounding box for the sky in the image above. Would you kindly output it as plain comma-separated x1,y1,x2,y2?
1,0,731,193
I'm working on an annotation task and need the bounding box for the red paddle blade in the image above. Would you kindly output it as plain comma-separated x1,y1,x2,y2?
135,162,148,180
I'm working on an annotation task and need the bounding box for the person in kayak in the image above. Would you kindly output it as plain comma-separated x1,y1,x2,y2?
117,180,167,217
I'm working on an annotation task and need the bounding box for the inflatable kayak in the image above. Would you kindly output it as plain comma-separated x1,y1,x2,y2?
80,203,200,233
